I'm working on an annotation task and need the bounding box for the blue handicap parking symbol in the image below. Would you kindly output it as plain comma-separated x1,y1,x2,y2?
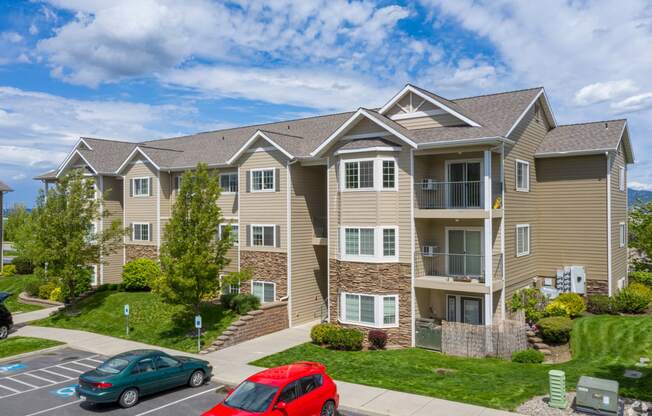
0,363,26,373
54,385,79,397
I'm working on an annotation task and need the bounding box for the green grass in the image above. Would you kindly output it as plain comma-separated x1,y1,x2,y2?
0,274,44,313
252,316,652,410
0,337,63,359
35,290,237,353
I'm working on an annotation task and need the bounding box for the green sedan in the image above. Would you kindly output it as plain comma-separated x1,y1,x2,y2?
76,349,213,408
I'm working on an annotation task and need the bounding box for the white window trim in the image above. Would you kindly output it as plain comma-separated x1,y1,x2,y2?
219,172,238,194
132,222,151,241
90,265,98,286
250,224,276,247
339,292,399,328
445,294,484,324
219,223,239,246
340,225,398,263
516,224,531,257
251,280,276,303
619,222,626,247
340,157,398,192
619,166,625,192
250,168,276,193
132,176,151,197
515,159,530,192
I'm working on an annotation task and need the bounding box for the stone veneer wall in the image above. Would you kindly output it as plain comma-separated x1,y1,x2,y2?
587,279,609,295
329,260,412,346
202,301,289,352
239,251,288,299
125,245,158,262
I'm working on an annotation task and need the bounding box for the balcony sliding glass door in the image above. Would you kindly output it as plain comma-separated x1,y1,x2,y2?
447,229,482,277
447,161,481,208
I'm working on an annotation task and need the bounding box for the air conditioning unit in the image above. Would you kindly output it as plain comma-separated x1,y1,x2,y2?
422,179,436,190
422,245,438,256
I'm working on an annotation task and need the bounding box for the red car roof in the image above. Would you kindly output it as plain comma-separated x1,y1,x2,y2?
248,362,325,387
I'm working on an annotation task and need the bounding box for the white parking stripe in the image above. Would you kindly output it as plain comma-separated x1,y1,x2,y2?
22,373,56,384
38,369,75,380
6,377,38,388
71,362,96,369
0,383,21,394
134,386,221,416
23,399,83,416
84,358,103,363
55,365,83,374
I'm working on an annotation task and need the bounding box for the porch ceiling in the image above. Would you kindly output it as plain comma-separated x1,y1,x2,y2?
414,276,490,293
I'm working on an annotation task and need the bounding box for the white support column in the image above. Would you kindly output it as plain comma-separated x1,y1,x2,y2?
483,150,493,326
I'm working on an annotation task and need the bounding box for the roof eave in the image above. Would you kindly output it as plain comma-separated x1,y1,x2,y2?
534,149,614,159
226,130,295,165
416,136,514,150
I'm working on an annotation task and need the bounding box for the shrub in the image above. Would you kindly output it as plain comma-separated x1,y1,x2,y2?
368,330,388,350
544,301,569,317
11,257,34,275
329,328,364,351
96,283,122,292
538,316,573,344
587,294,614,315
24,277,42,297
38,282,58,300
615,285,651,313
556,293,586,318
509,288,547,323
310,323,339,345
49,287,63,302
630,282,652,300
512,349,545,364
2,264,16,277
220,294,260,315
122,258,160,291
630,271,652,288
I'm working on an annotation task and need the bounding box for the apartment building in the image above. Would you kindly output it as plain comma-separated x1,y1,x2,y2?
36,84,634,347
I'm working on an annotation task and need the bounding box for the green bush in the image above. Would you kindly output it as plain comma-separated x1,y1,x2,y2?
96,283,122,292
629,282,652,300
556,293,586,318
2,264,16,277
220,294,260,315
630,271,652,288
615,285,651,313
544,301,569,317
11,256,34,275
328,328,364,351
49,287,63,302
122,258,160,291
512,349,545,364
38,282,58,300
538,316,573,344
587,294,614,315
24,277,42,297
310,323,339,345
509,288,546,323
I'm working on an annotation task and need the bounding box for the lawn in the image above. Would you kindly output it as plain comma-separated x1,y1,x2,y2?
0,337,63,359
0,274,44,313
252,316,652,410
34,290,237,353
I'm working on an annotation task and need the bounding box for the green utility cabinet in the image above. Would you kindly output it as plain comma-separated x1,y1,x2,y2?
575,376,620,416
548,370,567,409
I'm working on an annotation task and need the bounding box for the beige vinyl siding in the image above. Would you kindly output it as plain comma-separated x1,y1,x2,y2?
611,144,627,290
159,171,172,220
345,118,387,137
290,164,328,324
123,157,158,246
100,175,124,283
535,155,608,283
217,168,239,217
238,138,288,252
397,113,464,129
504,99,549,297
220,218,239,274
328,146,411,263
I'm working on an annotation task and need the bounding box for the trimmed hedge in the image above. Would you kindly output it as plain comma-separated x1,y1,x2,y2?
122,258,160,291
614,284,651,313
512,349,545,364
368,330,388,350
220,293,260,315
310,323,339,345
555,293,586,318
587,294,614,315
538,316,573,344
309,324,364,351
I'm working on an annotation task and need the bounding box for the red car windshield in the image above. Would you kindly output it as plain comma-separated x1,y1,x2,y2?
224,381,278,413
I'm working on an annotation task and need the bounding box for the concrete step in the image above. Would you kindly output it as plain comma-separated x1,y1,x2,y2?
528,337,544,344
533,343,549,350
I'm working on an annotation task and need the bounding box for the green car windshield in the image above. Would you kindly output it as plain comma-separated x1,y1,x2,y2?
224,381,278,412
97,357,131,374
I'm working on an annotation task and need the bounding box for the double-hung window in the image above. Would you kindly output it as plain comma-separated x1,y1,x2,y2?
343,158,397,191
220,173,238,193
251,169,275,192
516,224,530,257
342,226,398,261
219,223,239,246
344,227,375,257
174,175,182,191
515,160,530,192
252,281,275,303
619,222,626,247
132,223,150,241
133,177,150,197
251,225,275,247
382,160,396,189
340,293,398,328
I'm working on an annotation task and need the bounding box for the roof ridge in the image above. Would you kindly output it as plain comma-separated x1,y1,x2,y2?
452,86,543,101
81,136,138,145
553,119,627,128
139,144,184,152
258,129,304,139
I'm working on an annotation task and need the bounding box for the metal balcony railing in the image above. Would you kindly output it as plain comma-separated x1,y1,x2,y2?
414,181,503,209
312,216,327,238
415,252,504,284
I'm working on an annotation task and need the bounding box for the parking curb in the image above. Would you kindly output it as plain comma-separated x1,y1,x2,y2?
0,343,69,364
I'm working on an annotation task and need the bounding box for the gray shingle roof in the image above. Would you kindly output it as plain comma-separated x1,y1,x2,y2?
0,180,12,192
536,119,628,156
337,137,402,151
33,170,57,180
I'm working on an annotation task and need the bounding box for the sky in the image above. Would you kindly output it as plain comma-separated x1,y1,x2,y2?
0,0,651,206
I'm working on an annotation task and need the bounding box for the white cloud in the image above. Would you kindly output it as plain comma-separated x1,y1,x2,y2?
629,181,652,191
575,80,639,106
611,93,652,113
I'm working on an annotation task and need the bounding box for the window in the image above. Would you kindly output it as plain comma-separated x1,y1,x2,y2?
516,224,530,257
383,228,396,256
382,160,396,189
619,167,625,192
299,375,322,396
132,223,150,241
220,173,238,193
132,358,155,375
278,381,299,404
251,169,275,192
340,293,398,328
516,160,530,192
342,226,398,261
132,177,150,197
446,295,483,325
252,281,275,303
620,222,626,247
251,225,275,247
90,265,98,286
219,223,239,246
155,356,179,369
344,227,374,256
344,160,374,189
174,175,182,191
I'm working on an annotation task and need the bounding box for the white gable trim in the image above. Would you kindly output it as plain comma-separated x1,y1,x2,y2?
116,147,161,174
505,88,557,138
334,146,401,156
78,138,94,151
311,109,417,157
56,150,98,178
617,122,635,164
226,130,294,165
55,138,97,176
378,85,481,127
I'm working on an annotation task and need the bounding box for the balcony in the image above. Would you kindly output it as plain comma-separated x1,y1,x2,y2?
415,252,503,293
414,181,502,219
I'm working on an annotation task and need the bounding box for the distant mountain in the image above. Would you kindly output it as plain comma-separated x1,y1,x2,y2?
629,188,652,207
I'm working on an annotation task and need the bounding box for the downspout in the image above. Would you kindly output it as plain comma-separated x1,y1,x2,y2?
606,151,612,296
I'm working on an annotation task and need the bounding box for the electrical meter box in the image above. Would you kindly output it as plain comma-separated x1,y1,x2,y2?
575,376,620,416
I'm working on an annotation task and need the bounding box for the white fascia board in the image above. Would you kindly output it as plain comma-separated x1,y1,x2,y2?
115,147,161,174
541,89,558,128
617,122,635,164
505,88,545,138
534,148,615,159
416,136,514,150
226,130,294,165
78,138,94,150
56,149,98,178
378,84,482,127
334,146,401,156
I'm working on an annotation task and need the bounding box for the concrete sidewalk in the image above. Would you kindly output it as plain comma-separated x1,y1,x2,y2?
12,305,62,325
12,324,520,416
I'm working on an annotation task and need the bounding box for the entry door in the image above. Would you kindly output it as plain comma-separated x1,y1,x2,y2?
447,229,482,277
461,297,483,325
448,162,481,208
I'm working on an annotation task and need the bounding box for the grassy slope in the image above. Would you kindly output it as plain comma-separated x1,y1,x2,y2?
252,316,652,410
0,337,63,359
35,290,237,353
0,275,43,313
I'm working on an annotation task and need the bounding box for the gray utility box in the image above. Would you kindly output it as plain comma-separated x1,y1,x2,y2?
575,376,620,416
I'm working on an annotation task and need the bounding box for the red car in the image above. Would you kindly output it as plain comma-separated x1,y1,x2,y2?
202,362,338,416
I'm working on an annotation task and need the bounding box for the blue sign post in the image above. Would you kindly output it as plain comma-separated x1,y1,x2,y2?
195,315,202,353
124,304,130,336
